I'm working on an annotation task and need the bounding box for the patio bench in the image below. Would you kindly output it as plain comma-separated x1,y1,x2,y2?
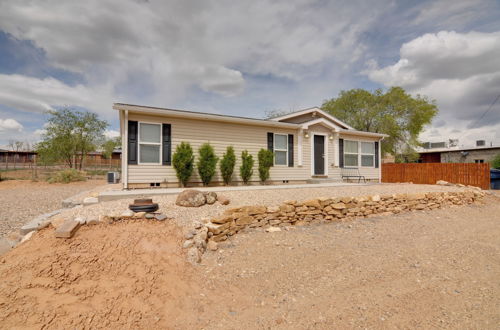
341,167,366,183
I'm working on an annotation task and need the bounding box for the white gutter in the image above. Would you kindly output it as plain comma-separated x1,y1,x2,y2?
113,103,299,129
338,129,388,138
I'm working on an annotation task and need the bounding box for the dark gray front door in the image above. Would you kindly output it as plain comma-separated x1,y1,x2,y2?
314,135,325,175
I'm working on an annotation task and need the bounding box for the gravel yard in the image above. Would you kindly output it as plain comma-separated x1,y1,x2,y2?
0,180,106,238
61,183,466,230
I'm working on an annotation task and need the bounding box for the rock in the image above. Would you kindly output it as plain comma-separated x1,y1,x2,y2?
193,221,202,229
120,210,134,218
303,199,321,208
20,231,35,243
371,195,381,202
266,227,281,233
240,205,267,215
279,204,295,213
205,192,217,204
133,211,146,218
83,197,98,205
86,217,100,225
154,214,168,221
74,217,86,225
211,215,233,224
186,247,201,264
217,195,230,205
176,189,206,207
331,202,346,209
193,235,207,250
145,213,155,219
267,206,280,213
235,216,254,226
436,180,450,186
206,222,230,235
207,240,218,251
183,240,194,249
185,230,196,240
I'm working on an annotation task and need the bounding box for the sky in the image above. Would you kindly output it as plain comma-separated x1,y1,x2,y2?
0,0,499,148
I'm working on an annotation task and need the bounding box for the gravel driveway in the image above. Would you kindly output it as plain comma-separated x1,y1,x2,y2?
0,180,106,238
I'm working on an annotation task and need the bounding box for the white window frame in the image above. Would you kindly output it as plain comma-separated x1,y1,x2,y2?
138,121,162,165
274,133,288,166
343,140,376,168
343,140,359,168
360,141,375,168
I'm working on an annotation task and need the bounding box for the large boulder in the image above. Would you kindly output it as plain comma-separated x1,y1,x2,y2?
204,192,217,204
176,189,206,207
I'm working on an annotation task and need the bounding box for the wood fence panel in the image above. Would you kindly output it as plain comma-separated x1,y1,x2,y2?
382,163,490,189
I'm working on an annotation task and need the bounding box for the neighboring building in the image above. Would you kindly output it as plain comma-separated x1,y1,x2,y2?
0,149,37,164
418,140,500,164
114,104,387,189
85,149,122,161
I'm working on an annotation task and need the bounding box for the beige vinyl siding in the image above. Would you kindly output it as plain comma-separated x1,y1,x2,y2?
127,113,311,184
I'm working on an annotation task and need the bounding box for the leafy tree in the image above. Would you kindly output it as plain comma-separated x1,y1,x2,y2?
321,87,438,162
220,146,236,185
172,142,194,187
35,108,108,169
197,143,218,186
258,149,274,182
102,137,121,159
492,153,500,169
240,150,254,184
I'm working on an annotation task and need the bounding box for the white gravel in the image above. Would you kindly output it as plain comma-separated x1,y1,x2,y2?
59,183,467,229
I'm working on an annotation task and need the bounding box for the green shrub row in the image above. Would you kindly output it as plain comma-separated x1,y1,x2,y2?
172,142,274,187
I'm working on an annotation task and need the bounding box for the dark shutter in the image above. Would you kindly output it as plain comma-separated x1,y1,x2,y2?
162,123,171,165
339,138,344,168
288,134,294,167
267,132,274,167
128,121,138,165
374,141,379,168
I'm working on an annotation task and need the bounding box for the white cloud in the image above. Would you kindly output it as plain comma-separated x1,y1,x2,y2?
0,118,23,132
104,129,120,139
366,30,500,144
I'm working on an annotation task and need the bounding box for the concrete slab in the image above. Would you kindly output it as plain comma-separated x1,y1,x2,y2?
20,209,63,235
55,220,81,238
99,182,376,202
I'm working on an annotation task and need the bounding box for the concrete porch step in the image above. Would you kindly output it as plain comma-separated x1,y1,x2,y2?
306,178,343,184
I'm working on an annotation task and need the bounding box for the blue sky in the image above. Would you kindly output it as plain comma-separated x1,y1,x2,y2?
0,0,499,148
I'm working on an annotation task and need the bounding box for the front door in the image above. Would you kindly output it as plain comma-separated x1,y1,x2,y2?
313,135,325,175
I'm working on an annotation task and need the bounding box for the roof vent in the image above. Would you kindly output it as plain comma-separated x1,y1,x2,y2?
476,140,485,147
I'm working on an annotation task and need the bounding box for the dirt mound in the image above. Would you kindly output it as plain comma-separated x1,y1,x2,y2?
0,221,204,329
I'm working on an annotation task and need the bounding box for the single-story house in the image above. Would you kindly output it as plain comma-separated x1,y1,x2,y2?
418,144,500,164
114,103,387,189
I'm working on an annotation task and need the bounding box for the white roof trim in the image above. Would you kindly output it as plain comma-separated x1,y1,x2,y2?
301,118,340,131
339,129,387,138
113,103,300,129
271,107,354,130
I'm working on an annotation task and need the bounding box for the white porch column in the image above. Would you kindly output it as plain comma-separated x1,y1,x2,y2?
378,138,383,183
121,110,129,189
298,128,303,166
332,131,340,167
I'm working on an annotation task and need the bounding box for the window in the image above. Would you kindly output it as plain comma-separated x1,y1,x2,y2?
344,140,358,167
274,134,288,165
139,123,161,164
361,142,375,167
475,159,484,163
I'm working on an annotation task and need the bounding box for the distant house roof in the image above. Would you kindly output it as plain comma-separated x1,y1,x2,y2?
418,145,500,154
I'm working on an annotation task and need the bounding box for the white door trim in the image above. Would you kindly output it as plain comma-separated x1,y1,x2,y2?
310,133,328,176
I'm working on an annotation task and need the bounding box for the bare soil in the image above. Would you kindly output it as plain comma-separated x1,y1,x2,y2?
0,193,499,329
0,180,105,238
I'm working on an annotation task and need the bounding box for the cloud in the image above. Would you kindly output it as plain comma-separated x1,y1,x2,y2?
365,30,500,144
104,129,120,139
0,118,23,131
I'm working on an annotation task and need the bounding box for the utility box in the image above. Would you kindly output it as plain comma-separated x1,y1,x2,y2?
107,171,120,184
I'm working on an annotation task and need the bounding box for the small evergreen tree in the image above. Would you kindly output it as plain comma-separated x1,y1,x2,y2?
197,143,218,186
220,146,236,185
172,142,194,187
240,150,254,184
258,149,274,183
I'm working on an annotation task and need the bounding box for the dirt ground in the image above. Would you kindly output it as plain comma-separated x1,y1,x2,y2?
0,180,105,238
0,191,498,329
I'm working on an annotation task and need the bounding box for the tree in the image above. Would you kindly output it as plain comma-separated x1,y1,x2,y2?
197,143,218,186
172,142,194,187
220,146,236,185
258,149,274,182
35,108,108,169
102,137,121,159
492,153,500,169
240,150,254,184
321,87,438,162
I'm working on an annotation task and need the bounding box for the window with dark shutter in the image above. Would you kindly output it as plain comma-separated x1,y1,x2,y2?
288,134,294,167
162,124,171,165
128,121,138,165
375,141,379,168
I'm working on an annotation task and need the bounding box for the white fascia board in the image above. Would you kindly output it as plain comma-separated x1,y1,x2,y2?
338,129,388,139
301,117,340,131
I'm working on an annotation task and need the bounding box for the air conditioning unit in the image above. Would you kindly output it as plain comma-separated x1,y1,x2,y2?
107,171,120,184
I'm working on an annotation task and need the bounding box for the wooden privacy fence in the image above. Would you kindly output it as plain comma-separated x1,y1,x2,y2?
382,163,490,190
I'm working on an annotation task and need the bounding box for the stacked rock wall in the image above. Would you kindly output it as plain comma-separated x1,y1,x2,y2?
204,190,485,243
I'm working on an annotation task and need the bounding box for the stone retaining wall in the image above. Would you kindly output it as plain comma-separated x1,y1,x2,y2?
204,190,485,244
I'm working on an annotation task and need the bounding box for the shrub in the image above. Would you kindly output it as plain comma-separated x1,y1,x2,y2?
492,153,500,169
197,143,218,186
240,150,254,184
47,169,86,184
173,142,194,187
258,148,274,182
220,146,236,185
